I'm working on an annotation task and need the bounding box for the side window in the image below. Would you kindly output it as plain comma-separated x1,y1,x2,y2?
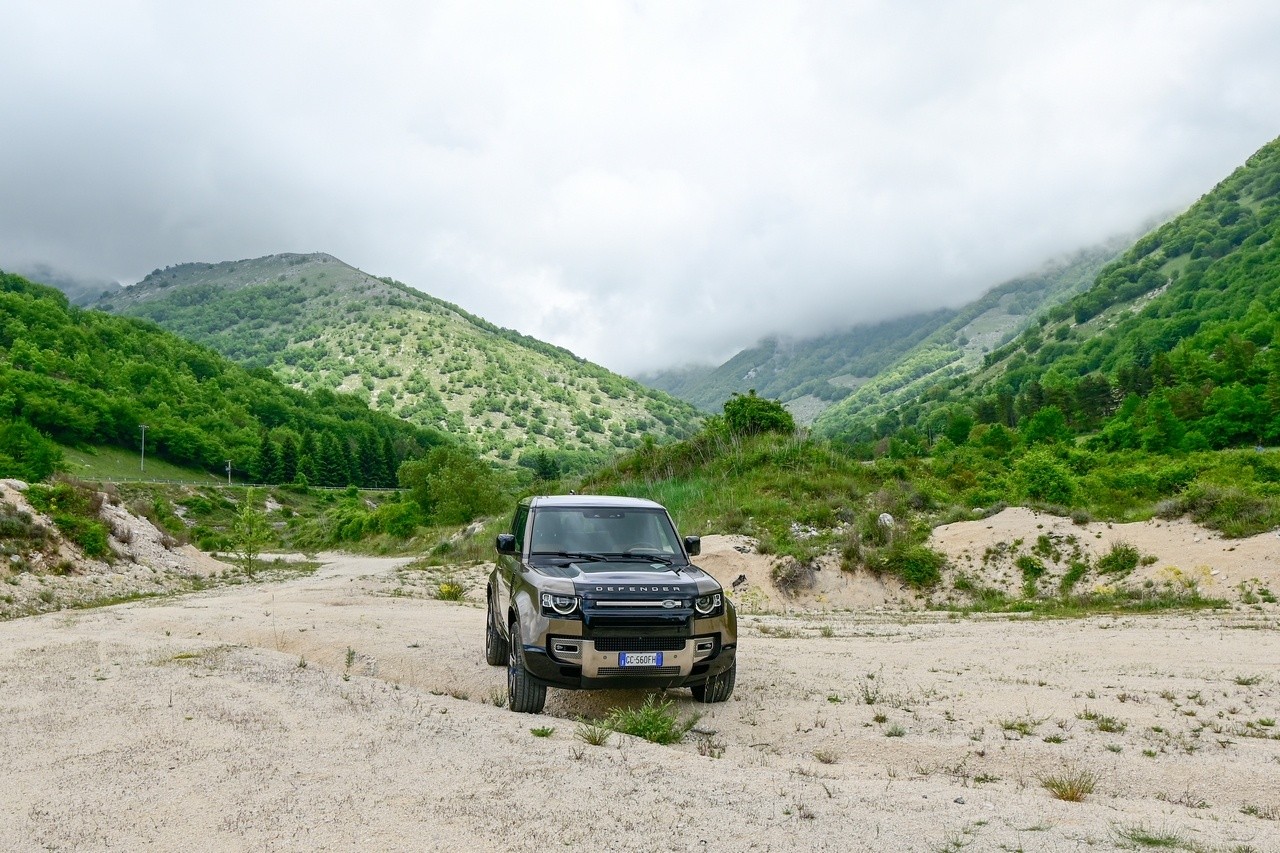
512,506,529,551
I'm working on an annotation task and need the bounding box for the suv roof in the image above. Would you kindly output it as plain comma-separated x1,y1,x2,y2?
522,495,665,510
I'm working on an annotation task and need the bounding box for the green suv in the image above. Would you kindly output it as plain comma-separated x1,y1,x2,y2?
487,495,738,713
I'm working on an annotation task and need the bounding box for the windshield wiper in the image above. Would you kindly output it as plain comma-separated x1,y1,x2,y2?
531,550,610,563
603,552,679,568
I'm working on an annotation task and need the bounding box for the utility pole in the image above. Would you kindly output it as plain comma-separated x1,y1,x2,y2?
226,460,232,485
139,424,148,472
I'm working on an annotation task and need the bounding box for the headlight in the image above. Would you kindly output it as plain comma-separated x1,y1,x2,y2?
540,592,580,616
694,592,723,617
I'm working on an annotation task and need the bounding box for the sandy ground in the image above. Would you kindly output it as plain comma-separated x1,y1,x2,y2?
3,535,1279,852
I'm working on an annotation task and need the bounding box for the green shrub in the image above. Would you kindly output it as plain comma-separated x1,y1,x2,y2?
1097,542,1140,576
1016,451,1076,505
603,695,697,745
868,541,945,588
26,481,111,559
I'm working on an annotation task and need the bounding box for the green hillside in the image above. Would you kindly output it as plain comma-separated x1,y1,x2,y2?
0,271,451,487
637,310,953,421
816,134,1280,454
643,240,1126,424
92,253,700,468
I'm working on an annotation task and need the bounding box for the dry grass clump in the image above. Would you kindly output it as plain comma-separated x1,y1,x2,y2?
1041,765,1098,802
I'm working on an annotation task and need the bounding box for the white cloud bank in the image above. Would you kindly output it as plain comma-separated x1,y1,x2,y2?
2,1,1279,373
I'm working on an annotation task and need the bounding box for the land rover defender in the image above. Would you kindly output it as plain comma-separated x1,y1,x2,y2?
486,495,737,713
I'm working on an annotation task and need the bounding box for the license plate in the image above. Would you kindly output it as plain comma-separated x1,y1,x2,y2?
618,651,663,668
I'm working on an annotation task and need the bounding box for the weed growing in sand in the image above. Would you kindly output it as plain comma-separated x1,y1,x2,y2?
1096,542,1142,576
296,656,307,669
1077,706,1127,732
602,695,698,745
530,726,555,737
343,646,355,681
487,688,507,708
696,734,725,758
812,748,839,765
1096,715,1127,734
1233,674,1263,686
999,713,1047,738
1040,766,1097,802
1114,825,1189,848
884,723,906,738
435,579,465,601
1240,803,1279,821
575,721,612,746
859,668,883,705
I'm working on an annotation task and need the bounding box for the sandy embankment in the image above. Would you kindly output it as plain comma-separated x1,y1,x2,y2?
2,525,1279,851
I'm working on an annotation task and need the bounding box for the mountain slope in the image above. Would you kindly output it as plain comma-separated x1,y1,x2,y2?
92,254,701,465
0,271,449,486
636,310,954,421
811,240,1130,438
643,238,1127,424
15,262,122,306
816,135,1280,451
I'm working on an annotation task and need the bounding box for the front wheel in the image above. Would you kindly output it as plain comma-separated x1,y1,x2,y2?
507,620,547,713
691,659,736,703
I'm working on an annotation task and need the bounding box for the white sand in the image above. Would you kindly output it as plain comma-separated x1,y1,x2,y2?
3,532,1278,851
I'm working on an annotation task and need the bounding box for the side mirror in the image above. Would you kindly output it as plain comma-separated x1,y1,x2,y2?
495,534,517,555
683,535,701,557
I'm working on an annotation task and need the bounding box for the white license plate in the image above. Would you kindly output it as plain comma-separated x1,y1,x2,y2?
618,651,663,667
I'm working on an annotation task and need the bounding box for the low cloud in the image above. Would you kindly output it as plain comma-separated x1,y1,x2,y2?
2,1,1279,373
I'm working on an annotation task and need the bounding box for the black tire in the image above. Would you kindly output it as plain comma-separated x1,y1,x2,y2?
507,620,547,713
484,595,508,666
691,659,736,703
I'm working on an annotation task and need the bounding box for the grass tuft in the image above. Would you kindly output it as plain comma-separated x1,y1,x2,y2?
1041,765,1098,802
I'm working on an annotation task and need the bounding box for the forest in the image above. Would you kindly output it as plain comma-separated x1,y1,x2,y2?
0,272,453,488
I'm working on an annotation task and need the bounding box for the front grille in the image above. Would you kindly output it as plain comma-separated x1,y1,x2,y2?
593,637,686,652
596,666,681,677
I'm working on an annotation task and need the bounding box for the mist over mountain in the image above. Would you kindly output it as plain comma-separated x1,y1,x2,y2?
13,263,121,306
642,235,1133,423
815,134,1280,450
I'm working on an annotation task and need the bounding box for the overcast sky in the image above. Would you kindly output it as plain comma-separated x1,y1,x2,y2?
2,2,1279,374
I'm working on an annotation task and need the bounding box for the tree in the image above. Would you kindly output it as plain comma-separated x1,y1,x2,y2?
230,488,271,573
722,390,795,436
399,446,506,525
1015,450,1076,505
1020,406,1072,446
255,431,280,483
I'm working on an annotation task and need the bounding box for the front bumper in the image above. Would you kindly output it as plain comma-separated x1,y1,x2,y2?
517,612,737,690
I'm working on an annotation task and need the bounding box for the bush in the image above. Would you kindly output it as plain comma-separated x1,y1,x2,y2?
1097,542,1141,576
867,541,945,588
603,695,697,745
1016,450,1076,505
25,481,111,559
722,391,795,437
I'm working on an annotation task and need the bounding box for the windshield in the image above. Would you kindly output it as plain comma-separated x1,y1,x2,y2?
528,507,684,563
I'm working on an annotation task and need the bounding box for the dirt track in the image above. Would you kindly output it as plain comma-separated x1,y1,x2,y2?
3,548,1279,851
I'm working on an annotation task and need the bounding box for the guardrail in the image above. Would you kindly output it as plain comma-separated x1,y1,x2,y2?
87,477,401,493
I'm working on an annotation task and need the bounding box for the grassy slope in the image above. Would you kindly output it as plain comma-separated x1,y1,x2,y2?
61,445,225,484
94,253,701,465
